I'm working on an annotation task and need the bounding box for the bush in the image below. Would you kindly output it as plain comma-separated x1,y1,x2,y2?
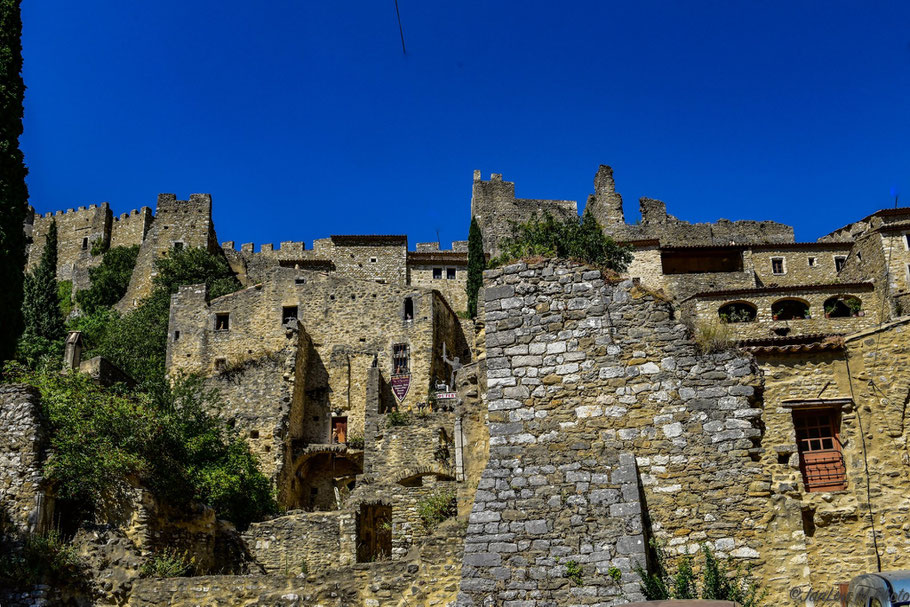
693,320,736,354
417,487,456,531
0,530,86,589
492,211,632,272
57,280,73,318
386,411,411,427
347,434,364,449
139,547,195,578
632,540,766,607
75,245,139,314
1,364,276,529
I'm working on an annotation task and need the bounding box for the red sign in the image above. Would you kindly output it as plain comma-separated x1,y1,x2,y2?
391,373,411,402
436,392,456,400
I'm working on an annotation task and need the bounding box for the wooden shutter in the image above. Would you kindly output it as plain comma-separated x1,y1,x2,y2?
793,409,846,492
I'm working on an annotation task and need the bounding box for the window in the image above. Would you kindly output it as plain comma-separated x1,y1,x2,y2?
81,237,88,250
393,343,410,374
446,268,456,280
172,241,184,251
215,313,230,331
771,257,785,275
807,257,817,267
718,301,757,323
905,233,910,250
793,408,846,492
771,299,810,320
403,297,414,321
834,256,847,272
282,305,298,324
173,330,181,341
249,430,259,439
432,268,442,279
370,257,378,263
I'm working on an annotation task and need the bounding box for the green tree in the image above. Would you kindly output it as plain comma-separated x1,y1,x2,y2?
18,221,64,364
75,245,140,314
466,217,485,318
0,0,29,362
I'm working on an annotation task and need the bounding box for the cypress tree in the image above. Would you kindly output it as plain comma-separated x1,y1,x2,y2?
466,216,485,318
0,0,29,362
22,220,64,343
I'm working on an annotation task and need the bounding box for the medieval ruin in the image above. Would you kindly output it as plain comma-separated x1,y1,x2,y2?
4,164,910,605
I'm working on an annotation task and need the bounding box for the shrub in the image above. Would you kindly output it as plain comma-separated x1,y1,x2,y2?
693,320,735,354
57,280,73,318
417,487,456,531
386,411,411,427
347,434,364,449
492,210,632,272
139,547,195,578
564,559,583,585
0,530,86,589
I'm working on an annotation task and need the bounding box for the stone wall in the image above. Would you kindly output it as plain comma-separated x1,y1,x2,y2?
749,243,851,286
27,204,111,288
408,251,469,314
243,511,342,574
0,384,50,533
118,193,218,309
459,259,768,606
110,207,153,249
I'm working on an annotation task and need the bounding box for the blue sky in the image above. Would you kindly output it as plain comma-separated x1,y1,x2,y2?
20,1,910,246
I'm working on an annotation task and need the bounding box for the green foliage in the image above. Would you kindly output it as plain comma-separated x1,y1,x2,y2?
386,411,411,427
693,320,736,354
139,547,195,578
466,216,485,318
633,540,766,606
75,245,139,314
0,530,86,589
2,364,276,529
0,0,29,363
89,237,109,257
57,280,73,318
66,306,118,351
416,487,456,531
347,434,364,449
492,210,632,272
92,246,241,387
564,559,584,585
18,221,65,365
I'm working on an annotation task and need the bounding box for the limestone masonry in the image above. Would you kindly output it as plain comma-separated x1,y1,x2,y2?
6,164,910,606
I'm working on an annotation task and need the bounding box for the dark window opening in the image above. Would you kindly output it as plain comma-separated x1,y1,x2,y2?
393,343,410,374
660,249,744,274
173,242,184,251
173,330,181,341
793,408,846,492
356,503,392,563
824,296,861,318
432,267,442,279
718,301,757,323
834,256,847,272
808,257,817,267
81,237,88,250
905,234,910,249
249,430,259,439
771,299,810,320
295,277,306,285
446,268,456,280
215,313,230,331
404,297,414,321
771,257,785,275
282,305,298,324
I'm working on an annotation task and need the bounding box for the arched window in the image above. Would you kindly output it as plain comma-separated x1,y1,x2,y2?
718,301,757,323
771,298,810,321
823,295,862,318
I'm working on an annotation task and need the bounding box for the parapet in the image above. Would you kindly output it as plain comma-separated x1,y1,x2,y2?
155,193,212,215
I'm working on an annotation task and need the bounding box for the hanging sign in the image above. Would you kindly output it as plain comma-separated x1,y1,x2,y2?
391,373,411,402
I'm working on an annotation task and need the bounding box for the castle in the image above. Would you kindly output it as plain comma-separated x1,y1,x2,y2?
4,164,910,606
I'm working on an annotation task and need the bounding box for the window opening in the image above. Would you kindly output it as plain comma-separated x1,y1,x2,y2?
370,257,378,263
173,242,184,251
356,503,392,563
215,313,230,331
282,305,298,324
834,256,847,272
403,297,414,321
393,343,410,374
331,416,348,444
446,268,456,280
771,257,785,275
771,299,810,320
718,302,757,323
173,330,181,341
432,268,442,279
81,237,88,250
808,257,816,267
793,408,846,492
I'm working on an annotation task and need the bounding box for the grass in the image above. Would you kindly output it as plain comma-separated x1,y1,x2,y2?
693,320,736,354
417,488,457,531
139,547,196,578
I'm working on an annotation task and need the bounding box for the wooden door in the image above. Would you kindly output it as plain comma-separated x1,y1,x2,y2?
332,417,347,444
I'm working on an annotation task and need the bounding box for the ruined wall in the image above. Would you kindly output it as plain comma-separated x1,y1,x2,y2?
687,284,879,340
27,204,111,287
623,243,664,290
242,511,342,574
471,171,578,258
118,193,218,309
459,260,768,606
584,165,795,246
0,385,50,533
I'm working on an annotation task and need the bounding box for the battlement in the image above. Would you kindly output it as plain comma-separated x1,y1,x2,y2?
155,193,212,215
415,241,469,253
33,201,110,220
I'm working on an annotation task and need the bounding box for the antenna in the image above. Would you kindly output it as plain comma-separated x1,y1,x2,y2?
436,229,440,248
394,0,406,54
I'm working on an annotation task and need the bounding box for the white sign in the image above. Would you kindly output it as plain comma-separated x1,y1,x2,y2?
436,392,456,400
